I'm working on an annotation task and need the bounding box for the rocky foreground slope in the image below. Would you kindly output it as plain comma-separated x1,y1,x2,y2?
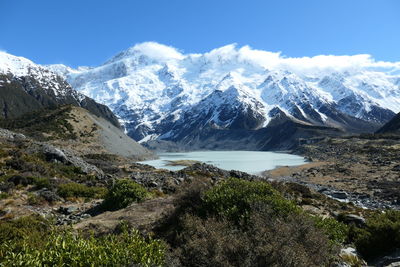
1,121,400,265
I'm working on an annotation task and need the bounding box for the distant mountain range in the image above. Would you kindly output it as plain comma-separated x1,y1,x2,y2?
1,43,400,150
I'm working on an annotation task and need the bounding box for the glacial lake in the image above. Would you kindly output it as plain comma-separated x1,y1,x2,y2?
140,151,307,175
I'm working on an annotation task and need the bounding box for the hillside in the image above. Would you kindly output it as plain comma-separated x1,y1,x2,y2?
0,105,154,160
377,112,400,133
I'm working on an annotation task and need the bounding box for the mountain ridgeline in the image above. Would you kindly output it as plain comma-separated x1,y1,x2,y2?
0,52,120,128
50,42,400,150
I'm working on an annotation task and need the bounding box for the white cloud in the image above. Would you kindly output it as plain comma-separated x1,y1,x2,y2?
109,42,400,76
131,42,184,61
186,43,400,76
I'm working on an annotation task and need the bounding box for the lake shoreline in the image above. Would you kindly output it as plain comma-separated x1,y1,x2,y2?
139,150,307,174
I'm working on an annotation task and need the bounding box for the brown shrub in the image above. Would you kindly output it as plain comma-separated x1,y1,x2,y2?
156,179,338,267
168,206,336,267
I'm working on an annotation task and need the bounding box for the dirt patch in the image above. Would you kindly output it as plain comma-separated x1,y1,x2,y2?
74,196,175,234
265,161,329,178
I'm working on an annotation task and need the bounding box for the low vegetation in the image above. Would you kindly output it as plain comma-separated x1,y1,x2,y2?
349,210,400,260
313,216,349,245
57,182,107,199
101,179,150,211
0,216,165,266
2,127,400,266
157,178,339,267
201,178,300,223
0,105,77,140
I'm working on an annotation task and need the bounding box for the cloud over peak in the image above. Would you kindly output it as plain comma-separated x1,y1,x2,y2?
130,42,185,61
109,42,400,76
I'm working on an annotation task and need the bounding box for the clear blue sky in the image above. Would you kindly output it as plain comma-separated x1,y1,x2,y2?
1,0,399,67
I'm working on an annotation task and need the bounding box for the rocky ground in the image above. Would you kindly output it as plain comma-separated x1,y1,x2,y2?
265,134,400,210
2,124,400,266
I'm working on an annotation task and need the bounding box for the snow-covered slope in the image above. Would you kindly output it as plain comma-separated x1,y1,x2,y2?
0,52,83,99
49,42,400,149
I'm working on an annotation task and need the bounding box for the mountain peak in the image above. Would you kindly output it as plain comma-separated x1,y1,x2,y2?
46,43,400,147
0,51,38,76
104,42,185,65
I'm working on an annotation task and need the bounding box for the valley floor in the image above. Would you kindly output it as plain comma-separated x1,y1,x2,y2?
1,128,400,266
282,134,400,209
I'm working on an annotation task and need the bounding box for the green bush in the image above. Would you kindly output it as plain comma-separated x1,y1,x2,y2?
352,210,400,259
27,177,51,189
173,212,336,267
57,183,107,199
0,217,165,266
202,178,300,222
156,179,340,266
313,216,349,245
27,193,45,205
102,179,149,211
0,192,9,200
0,215,51,250
56,165,97,183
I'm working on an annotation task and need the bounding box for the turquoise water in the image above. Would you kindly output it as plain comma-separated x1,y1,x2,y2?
140,151,306,175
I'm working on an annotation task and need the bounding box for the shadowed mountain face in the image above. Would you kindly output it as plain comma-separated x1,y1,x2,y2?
0,73,120,129
377,113,400,134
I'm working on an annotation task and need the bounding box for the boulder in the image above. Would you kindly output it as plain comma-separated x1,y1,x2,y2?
58,206,78,215
0,128,26,141
36,189,62,202
42,144,68,163
340,214,366,227
330,191,348,200
37,143,104,178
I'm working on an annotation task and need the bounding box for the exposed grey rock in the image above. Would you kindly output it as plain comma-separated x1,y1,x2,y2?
0,70,121,128
377,112,400,134
58,206,78,215
340,214,366,227
330,191,348,200
31,143,105,178
42,144,68,163
36,189,62,202
374,249,400,267
0,128,26,141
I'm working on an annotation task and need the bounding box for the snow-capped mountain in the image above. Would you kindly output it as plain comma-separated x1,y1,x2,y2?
0,51,119,127
50,42,400,149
